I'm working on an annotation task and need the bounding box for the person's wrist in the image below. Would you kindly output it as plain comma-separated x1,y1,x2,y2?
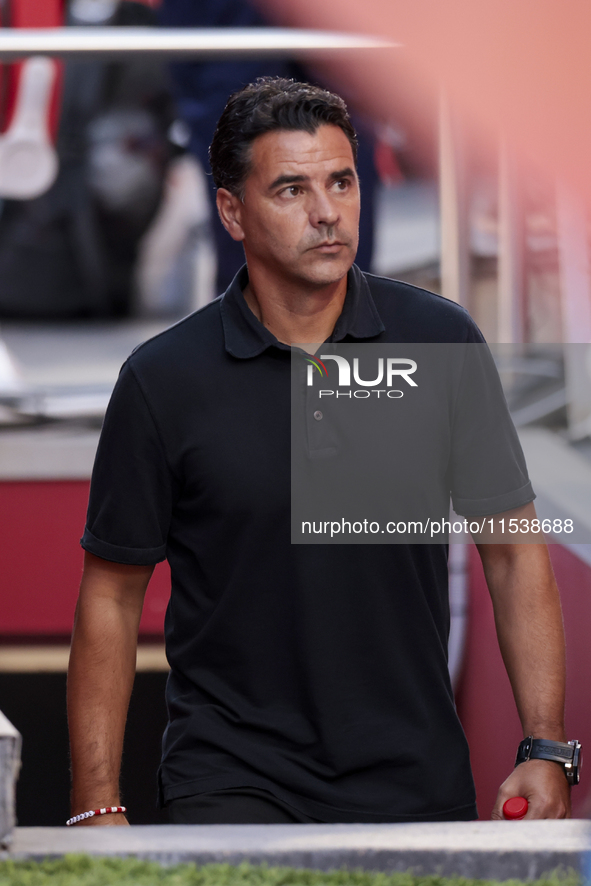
73,811,128,826
70,792,122,818
67,805,127,826
524,718,566,740
515,736,581,785
529,728,567,742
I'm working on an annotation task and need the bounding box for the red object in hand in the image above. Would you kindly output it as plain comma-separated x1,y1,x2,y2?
503,797,529,820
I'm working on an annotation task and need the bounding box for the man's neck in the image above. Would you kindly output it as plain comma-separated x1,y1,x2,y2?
242,265,349,350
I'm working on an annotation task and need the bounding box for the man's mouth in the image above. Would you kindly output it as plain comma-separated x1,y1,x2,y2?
312,241,345,253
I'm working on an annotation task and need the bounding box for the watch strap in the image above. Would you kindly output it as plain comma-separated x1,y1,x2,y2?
515,736,581,785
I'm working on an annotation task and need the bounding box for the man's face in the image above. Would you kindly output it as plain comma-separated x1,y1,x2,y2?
219,124,360,289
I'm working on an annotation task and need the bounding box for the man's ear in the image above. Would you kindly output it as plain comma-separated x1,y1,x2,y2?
216,188,245,242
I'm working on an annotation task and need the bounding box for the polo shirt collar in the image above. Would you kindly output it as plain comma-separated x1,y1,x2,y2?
220,264,385,359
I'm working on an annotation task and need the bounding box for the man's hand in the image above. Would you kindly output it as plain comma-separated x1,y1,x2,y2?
492,759,571,819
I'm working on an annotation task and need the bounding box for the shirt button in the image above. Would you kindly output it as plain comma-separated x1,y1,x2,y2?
313,410,323,421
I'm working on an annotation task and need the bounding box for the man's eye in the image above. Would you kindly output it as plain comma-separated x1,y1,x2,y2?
283,186,301,197
334,179,350,191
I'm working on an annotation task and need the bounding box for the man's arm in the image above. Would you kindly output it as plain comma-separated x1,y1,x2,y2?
67,551,155,825
475,508,570,819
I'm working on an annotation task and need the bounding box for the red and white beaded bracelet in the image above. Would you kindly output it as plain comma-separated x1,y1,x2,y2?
66,806,126,826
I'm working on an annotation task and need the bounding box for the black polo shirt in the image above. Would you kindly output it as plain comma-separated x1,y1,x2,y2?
82,265,534,822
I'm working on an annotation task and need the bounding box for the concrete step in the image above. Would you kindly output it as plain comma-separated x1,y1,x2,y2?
5,821,591,880
0,711,21,847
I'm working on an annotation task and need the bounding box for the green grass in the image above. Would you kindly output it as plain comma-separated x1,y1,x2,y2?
0,858,582,886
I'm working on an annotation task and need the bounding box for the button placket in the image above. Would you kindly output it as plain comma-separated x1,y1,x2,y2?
292,352,337,458
307,382,336,455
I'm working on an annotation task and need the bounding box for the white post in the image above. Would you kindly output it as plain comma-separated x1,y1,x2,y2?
438,91,470,309
556,181,591,439
0,710,21,848
556,182,591,344
497,139,525,344
0,332,22,395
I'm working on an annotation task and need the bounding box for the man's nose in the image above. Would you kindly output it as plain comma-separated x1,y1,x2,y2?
308,190,340,228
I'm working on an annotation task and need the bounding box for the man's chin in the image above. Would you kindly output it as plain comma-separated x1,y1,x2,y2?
295,253,356,288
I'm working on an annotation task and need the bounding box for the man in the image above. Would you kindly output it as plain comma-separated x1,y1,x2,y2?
68,78,572,826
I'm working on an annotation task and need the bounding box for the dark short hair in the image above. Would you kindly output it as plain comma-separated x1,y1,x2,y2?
209,77,358,198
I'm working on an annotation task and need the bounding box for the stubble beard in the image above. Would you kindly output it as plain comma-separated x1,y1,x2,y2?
293,226,358,288
299,224,352,252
